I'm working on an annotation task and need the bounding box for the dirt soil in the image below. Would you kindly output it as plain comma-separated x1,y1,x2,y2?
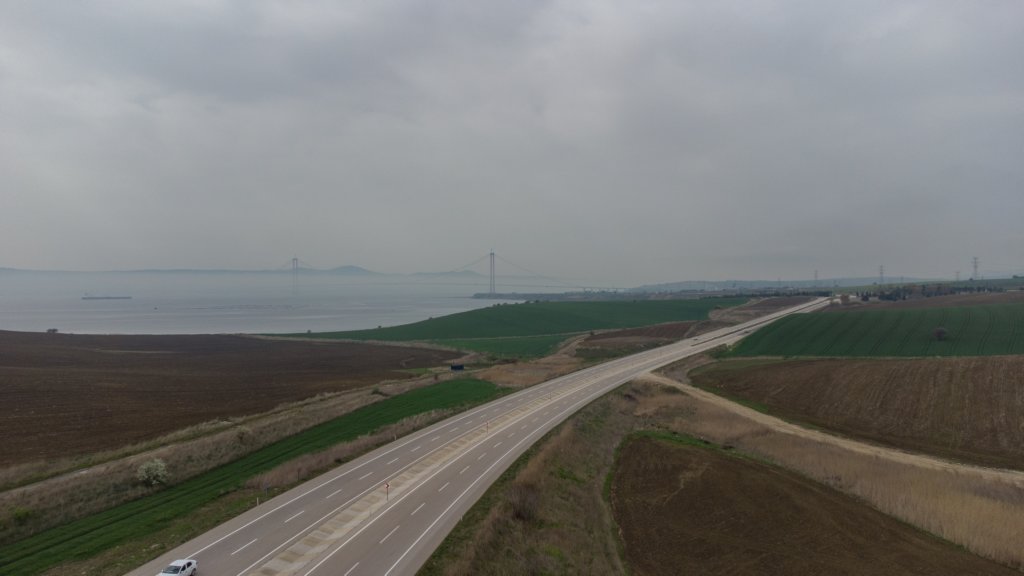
829,291,1024,312
690,356,1024,470
0,330,458,465
610,435,1020,576
475,335,586,389
686,296,816,335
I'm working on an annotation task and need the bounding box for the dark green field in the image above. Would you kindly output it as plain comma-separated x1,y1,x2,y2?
733,303,1024,357
0,378,504,576
298,299,746,357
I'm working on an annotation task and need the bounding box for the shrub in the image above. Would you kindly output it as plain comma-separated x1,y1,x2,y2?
136,459,169,487
235,426,253,445
12,507,34,526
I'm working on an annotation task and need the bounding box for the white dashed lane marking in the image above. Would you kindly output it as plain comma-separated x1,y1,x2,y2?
231,538,257,556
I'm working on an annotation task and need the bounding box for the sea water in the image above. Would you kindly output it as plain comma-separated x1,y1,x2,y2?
0,271,524,335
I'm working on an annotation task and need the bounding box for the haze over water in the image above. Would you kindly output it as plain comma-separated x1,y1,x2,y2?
0,271,524,335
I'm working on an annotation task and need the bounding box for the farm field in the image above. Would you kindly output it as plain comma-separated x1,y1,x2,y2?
431,334,570,358
610,434,1019,576
732,302,1024,357
0,378,504,576
690,357,1024,470
0,331,458,466
298,298,746,357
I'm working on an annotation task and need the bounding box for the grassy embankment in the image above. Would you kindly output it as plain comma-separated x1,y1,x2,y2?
297,299,746,357
731,302,1024,357
0,378,504,576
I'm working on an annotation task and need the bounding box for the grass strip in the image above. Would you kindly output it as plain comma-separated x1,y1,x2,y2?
0,378,504,576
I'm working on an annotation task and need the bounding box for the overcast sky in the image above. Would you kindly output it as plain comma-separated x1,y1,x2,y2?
2,1,1022,285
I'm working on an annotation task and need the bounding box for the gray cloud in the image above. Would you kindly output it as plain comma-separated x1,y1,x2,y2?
1,0,1021,284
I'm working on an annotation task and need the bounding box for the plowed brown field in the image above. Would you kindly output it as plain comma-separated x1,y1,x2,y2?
610,435,1020,576
691,356,1024,470
0,331,457,465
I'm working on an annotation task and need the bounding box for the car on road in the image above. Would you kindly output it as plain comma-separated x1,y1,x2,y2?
159,559,198,575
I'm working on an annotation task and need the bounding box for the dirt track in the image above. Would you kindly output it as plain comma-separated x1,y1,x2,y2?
690,357,1024,470
643,372,1024,487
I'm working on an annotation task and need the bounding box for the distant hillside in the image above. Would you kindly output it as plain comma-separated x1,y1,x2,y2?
323,265,381,276
0,265,386,276
630,277,931,292
412,270,486,278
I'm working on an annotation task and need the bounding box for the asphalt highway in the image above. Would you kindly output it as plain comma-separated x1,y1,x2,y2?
128,298,827,576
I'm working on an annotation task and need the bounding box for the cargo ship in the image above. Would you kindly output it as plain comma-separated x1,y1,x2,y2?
81,295,133,300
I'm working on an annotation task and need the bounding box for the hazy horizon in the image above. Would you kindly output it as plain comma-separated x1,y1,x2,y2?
3,1,1022,285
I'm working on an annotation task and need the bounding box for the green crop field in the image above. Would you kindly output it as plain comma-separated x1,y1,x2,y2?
0,378,504,576
732,303,1024,357
292,299,745,359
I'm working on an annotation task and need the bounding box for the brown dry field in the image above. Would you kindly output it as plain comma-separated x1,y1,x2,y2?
829,290,1024,312
610,435,1020,576
0,330,457,466
691,356,1024,470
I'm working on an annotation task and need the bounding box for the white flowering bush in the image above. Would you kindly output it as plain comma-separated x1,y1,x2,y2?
136,458,169,487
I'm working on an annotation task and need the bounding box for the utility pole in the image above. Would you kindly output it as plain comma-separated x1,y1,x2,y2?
489,251,496,296
955,270,960,282
879,265,884,285
972,256,979,280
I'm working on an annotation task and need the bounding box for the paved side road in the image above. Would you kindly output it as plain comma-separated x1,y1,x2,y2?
129,298,827,576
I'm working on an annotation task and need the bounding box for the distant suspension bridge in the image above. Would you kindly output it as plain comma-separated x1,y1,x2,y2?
276,252,620,295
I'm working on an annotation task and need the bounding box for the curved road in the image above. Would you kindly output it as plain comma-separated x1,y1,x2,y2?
129,298,826,576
